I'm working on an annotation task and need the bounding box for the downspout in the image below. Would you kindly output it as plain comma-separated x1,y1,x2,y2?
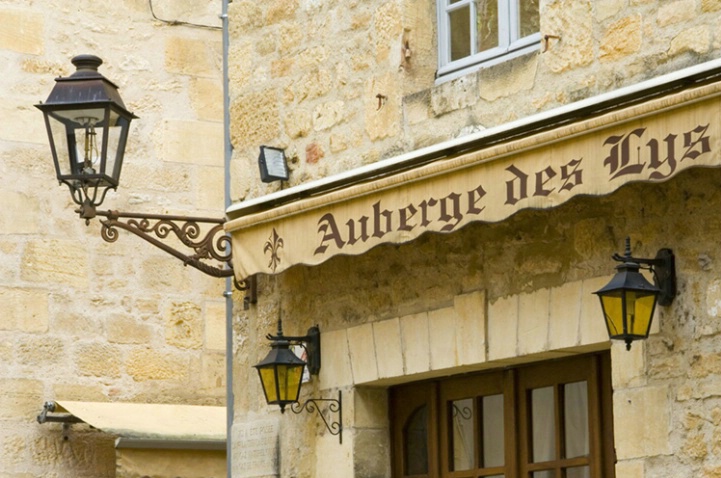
220,1,233,477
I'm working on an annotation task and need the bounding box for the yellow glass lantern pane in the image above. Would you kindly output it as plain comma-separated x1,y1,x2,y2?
277,364,304,402
627,291,656,336
259,367,278,403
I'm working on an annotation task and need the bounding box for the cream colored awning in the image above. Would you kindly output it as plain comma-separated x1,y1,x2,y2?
226,74,721,280
46,401,226,447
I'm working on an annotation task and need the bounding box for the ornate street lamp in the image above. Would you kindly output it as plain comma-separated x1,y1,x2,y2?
594,238,676,350
36,55,253,293
254,319,342,443
36,54,136,220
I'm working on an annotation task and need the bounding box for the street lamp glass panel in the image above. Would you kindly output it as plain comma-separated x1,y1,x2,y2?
599,289,656,340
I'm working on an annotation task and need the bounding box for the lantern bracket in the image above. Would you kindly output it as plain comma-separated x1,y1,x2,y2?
266,325,321,375
77,207,254,293
611,242,676,306
290,390,342,444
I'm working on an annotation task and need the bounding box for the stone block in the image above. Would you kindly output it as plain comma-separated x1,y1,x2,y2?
579,276,613,346
190,77,223,121
374,0,402,63
347,323,379,384
73,343,122,378
668,26,711,57
165,36,221,77
488,295,518,360
518,288,550,355
658,0,697,26
354,387,389,429
165,301,203,349
611,340,645,388
353,428,391,477
428,306,457,370
319,329,353,389
126,348,188,381
0,8,44,55
0,288,48,333
52,384,107,402
432,74,479,116
205,300,227,351
400,312,430,375
266,0,299,24
21,239,88,289
284,108,312,139
195,165,225,211
0,379,43,420
315,423,353,478
614,385,671,459
454,291,486,366
479,54,538,102
0,191,40,234
139,256,192,292
364,73,401,141
549,281,582,350
16,336,64,366
230,90,280,148
372,318,404,379
702,0,721,12
313,101,345,131
107,314,153,345
163,120,223,167
543,0,594,72
615,460,644,478
600,15,643,62
593,0,626,21
200,353,226,390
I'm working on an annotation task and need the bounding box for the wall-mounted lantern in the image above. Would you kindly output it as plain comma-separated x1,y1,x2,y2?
258,145,289,183
35,54,255,295
254,319,342,443
35,54,136,220
594,237,676,350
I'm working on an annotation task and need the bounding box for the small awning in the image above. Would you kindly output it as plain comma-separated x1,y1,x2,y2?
38,401,227,478
226,63,721,279
39,400,226,449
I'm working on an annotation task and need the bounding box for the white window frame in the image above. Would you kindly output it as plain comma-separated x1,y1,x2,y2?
437,0,541,80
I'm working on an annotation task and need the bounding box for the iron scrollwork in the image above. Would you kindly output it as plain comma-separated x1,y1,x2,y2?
290,390,343,444
90,209,252,292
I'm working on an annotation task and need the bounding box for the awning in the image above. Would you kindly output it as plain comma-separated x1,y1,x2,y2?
226,67,721,279
38,401,227,478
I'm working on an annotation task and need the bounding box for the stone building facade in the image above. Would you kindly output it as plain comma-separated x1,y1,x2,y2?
225,1,721,478
1,1,230,477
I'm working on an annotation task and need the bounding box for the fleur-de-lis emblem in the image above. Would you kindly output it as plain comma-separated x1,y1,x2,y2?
264,228,284,272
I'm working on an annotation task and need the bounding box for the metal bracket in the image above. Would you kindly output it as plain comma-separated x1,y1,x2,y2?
290,390,342,444
612,239,676,306
73,208,252,292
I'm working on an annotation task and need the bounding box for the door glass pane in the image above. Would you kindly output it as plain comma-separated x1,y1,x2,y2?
451,398,475,470
518,0,540,38
531,386,555,462
567,465,591,478
477,0,499,52
450,6,471,60
564,381,589,459
404,405,428,475
532,471,553,478
482,394,505,468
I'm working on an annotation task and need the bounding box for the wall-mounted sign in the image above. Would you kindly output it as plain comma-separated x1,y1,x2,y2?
227,82,721,279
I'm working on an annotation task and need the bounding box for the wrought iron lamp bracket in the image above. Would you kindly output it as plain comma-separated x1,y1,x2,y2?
611,239,676,306
290,391,343,444
77,207,254,293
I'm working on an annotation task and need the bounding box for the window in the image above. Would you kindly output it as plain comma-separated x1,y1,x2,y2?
390,353,615,478
437,0,541,78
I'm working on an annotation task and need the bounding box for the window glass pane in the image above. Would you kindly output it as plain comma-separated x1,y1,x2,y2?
567,465,591,478
532,471,553,478
405,406,428,475
450,7,471,60
531,386,555,463
476,0,499,52
451,398,475,470
564,381,589,459
518,0,540,38
482,394,505,468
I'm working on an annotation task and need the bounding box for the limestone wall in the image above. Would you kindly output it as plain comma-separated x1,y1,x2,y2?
228,0,721,202
235,165,721,477
1,1,229,477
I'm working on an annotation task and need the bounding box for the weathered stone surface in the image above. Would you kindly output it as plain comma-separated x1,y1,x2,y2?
0,8,43,55
668,26,711,56
600,15,643,62
230,90,280,147
165,301,203,349
543,0,595,72
126,349,188,381
658,0,697,26
0,379,43,419
0,288,48,333
74,343,122,378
